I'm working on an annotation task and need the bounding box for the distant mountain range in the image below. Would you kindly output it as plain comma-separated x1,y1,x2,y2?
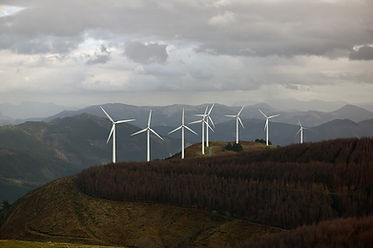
0,102,71,125
0,114,180,203
46,103,373,128
1,102,373,203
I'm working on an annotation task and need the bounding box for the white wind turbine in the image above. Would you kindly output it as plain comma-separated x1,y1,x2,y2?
205,104,215,147
225,105,245,144
189,106,213,155
100,106,135,163
258,109,280,146
169,108,197,159
296,120,306,144
131,110,164,162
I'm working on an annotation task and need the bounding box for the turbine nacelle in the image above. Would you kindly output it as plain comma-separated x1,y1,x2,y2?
100,106,135,163
168,108,197,159
258,108,279,146
225,105,245,144
131,110,163,162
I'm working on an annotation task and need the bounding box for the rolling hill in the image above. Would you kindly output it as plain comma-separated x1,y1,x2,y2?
0,114,180,203
0,176,279,248
1,111,373,204
1,138,373,247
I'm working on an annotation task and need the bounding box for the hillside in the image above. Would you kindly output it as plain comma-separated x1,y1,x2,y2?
77,138,373,229
2,110,373,205
0,176,279,248
239,216,373,248
168,141,269,159
0,240,122,248
0,114,180,203
1,138,373,247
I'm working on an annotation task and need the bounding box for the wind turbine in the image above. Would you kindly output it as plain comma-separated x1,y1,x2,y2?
205,104,215,147
131,110,163,162
296,120,306,144
258,109,280,146
100,106,135,163
225,105,245,144
169,108,197,159
189,106,213,155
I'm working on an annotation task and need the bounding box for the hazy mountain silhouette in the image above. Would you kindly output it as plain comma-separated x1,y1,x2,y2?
0,114,179,203
46,103,373,128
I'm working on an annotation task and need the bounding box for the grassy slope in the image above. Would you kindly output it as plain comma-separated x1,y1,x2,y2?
170,140,271,159
0,176,279,248
0,240,123,248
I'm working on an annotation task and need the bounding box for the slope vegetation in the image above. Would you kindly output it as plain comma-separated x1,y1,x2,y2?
77,138,373,229
0,176,279,248
239,216,373,248
0,114,179,202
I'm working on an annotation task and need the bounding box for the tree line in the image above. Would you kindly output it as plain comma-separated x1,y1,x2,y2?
76,138,373,229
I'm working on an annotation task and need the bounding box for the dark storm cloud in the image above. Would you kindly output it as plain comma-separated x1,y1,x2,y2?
124,41,168,64
349,46,373,61
0,0,372,58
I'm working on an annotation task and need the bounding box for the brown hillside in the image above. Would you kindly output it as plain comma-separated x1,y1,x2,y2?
0,176,279,248
77,138,373,229
239,216,373,248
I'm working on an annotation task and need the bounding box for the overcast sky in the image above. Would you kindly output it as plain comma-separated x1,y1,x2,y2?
0,0,372,109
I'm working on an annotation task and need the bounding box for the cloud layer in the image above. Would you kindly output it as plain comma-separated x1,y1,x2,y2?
0,0,372,106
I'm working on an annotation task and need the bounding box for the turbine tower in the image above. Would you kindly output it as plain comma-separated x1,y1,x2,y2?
100,106,135,163
131,110,163,162
296,120,306,144
225,105,245,144
205,104,215,147
258,109,280,146
168,108,197,159
189,106,213,155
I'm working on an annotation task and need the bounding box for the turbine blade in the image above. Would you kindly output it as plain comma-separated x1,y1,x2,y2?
168,126,182,134
238,105,245,116
100,106,114,123
298,120,302,127
148,110,152,127
131,128,147,136
184,125,197,135
195,114,205,117
296,128,301,135
107,125,115,143
204,106,208,115
208,116,215,128
268,114,280,119
258,109,267,118
189,120,202,125
115,119,135,124
150,128,164,140
205,121,214,132
182,108,185,125
225,115,236,118
208,104,215,115
264,120,268,131
238,117,244,128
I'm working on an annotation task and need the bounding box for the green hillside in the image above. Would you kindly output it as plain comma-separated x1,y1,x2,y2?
0,114,180,203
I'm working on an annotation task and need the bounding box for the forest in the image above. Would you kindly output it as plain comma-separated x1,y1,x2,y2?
77,138,373,229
